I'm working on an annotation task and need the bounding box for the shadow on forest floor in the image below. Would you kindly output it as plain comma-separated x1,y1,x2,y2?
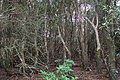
0,58,120,80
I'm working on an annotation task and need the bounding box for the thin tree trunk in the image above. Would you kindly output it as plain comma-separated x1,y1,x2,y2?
44,8,49,65
0,0,3,12
78,3,88,69
34,26,38,66
85,13,101,73
57,26,71,60
106,34,116,80
105,0,117,79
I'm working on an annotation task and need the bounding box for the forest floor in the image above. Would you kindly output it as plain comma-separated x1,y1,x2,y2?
0,57,119,80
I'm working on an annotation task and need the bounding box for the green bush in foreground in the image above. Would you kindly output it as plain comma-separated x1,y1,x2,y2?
40,59,78,80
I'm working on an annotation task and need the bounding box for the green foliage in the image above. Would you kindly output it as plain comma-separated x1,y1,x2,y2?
40,70,56,80
0,59,10,69
56,60,75,75
101,4,120,29
18,4,27,12
114,28,120,38
102,5,120,19
40,59,77,80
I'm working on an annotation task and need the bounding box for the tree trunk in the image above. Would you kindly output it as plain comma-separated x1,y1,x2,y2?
106,35,116,80
85,13,102,73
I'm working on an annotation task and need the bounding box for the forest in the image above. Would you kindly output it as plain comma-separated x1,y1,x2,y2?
0,0,120,80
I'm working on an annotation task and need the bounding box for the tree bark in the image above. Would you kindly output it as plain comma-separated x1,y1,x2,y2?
85,13,101,73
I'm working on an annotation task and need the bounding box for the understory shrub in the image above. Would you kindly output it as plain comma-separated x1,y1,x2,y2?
40,59,78,80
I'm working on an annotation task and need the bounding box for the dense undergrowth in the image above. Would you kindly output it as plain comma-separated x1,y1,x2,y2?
40,59,78,80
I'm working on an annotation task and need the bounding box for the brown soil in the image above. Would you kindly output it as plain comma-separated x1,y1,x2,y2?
0,58,119,80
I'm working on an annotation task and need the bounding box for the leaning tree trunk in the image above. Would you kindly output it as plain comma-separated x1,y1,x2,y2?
85,13,102,73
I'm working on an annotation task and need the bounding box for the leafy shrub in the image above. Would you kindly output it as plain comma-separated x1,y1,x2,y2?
40,59,77,80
